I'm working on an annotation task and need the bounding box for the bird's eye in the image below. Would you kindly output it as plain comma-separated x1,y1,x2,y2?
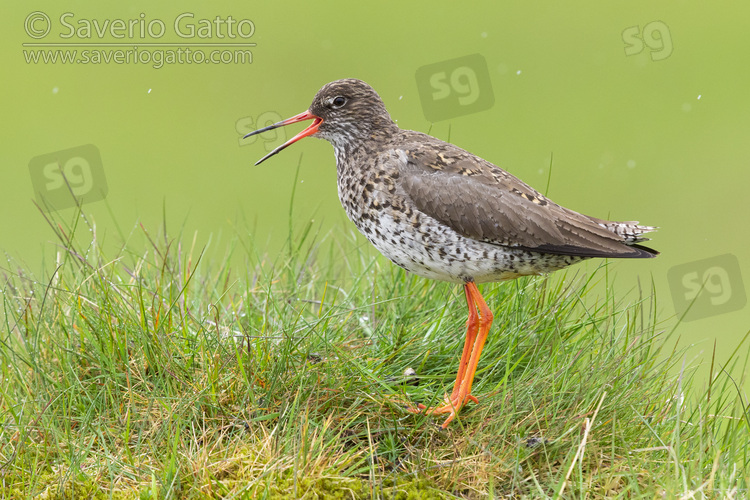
331,96,347,108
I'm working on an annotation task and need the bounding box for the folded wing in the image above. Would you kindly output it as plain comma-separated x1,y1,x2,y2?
396,133,657,259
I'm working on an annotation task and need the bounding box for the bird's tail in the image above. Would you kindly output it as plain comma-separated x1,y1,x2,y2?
599,220,657,244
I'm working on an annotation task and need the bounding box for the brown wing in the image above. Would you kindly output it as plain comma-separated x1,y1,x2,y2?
396,132,657,259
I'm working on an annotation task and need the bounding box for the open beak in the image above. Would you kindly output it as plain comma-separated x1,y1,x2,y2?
244,110,323,165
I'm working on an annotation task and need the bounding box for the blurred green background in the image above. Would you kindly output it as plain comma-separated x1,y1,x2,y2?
2,2,749,379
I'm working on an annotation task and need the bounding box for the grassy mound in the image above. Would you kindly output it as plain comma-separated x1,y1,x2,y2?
1,209,748,498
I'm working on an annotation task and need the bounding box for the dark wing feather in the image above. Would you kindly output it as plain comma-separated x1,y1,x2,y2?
396,132,657,259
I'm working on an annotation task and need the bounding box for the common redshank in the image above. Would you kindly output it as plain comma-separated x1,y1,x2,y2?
243,79,658,428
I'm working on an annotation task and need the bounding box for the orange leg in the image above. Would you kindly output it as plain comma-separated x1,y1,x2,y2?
450,285,480,401
408,281,493,428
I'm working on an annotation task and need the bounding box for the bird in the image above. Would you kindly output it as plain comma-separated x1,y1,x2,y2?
243,78,658,428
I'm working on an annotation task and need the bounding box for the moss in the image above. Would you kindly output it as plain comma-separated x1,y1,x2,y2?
248,475,449,499
34,480,135,500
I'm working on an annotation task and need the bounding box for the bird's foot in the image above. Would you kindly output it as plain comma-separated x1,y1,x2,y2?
406,393,478,428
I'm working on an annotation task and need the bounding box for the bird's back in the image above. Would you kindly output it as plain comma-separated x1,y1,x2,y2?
389,129,657,260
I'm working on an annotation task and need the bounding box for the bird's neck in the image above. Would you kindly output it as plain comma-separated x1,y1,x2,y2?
330,119,400,166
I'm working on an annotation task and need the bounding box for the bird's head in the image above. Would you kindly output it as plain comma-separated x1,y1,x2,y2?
244,79,397,165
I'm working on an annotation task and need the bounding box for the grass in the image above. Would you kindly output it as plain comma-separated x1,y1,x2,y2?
1,205,749,499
